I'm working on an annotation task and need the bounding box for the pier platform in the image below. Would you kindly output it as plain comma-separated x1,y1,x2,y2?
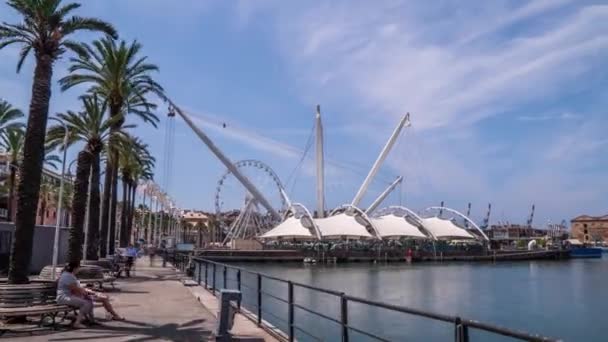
194,248,570,263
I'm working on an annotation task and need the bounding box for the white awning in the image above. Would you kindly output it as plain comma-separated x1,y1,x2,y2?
259,217,316,240
315,213,375,239
421,217,474,239
371,214,429,239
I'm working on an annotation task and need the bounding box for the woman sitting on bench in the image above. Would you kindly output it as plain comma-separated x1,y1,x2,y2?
57,261,124,328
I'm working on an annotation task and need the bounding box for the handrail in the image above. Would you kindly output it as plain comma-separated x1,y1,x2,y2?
172,254,559,342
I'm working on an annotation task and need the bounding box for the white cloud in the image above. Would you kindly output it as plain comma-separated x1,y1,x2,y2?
517,112,582,122
236,1,608,222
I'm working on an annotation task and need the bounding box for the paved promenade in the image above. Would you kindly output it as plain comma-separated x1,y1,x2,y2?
6,258,218,341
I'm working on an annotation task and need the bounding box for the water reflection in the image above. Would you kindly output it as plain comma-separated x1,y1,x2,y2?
221,259,608,341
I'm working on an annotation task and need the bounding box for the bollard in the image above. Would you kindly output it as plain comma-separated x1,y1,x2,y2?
216,289,242,342
162,249,167,268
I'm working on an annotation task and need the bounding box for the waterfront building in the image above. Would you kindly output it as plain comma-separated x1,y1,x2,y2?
181,209,210,227
571,215,608,243
488,224,546,241
0,153,72,225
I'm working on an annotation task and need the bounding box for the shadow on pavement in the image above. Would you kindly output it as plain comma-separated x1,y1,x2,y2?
46,318,213,342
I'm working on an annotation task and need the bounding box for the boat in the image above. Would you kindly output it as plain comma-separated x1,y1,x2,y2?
303,257,317,264
570,247,602,258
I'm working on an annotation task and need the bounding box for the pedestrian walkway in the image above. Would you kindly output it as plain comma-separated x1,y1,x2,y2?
7,257,217,341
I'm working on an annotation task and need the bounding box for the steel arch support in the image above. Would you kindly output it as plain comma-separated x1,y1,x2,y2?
374,205,437,240
425,206,490,241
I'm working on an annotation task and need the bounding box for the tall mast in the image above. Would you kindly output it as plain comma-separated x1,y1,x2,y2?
465,202,471,228
167,101,281,221
315,105,325,218
351,113,410,207
365,176,403,215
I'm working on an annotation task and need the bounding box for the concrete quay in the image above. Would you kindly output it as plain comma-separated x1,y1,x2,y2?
3,257,277,342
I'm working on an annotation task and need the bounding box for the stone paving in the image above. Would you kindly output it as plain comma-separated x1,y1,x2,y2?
4,258,217,341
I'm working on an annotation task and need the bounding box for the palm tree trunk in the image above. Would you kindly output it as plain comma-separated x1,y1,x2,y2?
109,155,119,254
119,176,129,247
7,164,16,222
128,182,136,241
39,200,46,225
198,225,203,248
126,181,132,242
86,153,101,260
68,150,92,264
9,55,54,284
99,161,112,258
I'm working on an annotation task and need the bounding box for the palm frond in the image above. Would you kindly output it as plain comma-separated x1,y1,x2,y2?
61,16,117,38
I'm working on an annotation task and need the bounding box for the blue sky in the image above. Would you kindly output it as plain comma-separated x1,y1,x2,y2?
1,0,607,226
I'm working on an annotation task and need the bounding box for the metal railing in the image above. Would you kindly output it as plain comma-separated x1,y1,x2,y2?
171,253,558,342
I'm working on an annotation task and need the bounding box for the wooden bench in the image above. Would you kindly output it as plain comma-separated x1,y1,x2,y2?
0,283,71,334
37,265,116,290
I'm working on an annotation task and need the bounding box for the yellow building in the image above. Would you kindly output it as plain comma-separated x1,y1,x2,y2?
571,215,608,243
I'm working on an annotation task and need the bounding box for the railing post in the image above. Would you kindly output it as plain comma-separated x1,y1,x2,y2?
197,261,201,284
212,263,217,295
454,317,469,342
288,281,294,341
341,294,349,342
237,270,242,309
257,274,262,325
223,265,227,289
204,261,208,289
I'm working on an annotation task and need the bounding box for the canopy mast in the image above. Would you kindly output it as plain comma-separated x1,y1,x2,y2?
315,105,325,218
351,113,410,207
365,176,403,215
167,100,281,221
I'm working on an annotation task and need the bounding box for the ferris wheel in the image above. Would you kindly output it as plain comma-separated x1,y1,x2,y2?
214,159,287,243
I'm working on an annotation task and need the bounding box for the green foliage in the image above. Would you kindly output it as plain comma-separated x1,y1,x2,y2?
0,0,116,71
59,36,163,126
46,94,132,154
0,100,24,132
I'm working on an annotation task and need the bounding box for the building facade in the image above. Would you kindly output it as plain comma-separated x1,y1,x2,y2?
0,153,71,225
571,215,608,243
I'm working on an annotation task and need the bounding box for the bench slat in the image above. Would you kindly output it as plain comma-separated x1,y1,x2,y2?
0,304,70,316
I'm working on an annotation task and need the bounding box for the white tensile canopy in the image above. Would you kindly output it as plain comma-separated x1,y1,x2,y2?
315,213,374,239
420,217,474,239
259,217,316,240
371,214,428,239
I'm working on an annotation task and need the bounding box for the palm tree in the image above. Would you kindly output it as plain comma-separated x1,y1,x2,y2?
0,0,117,283
0,100,24,132
0,100,24,219
1,127,62,222
37,180,56,225
128,145,154,244
47,95,127,262
59,37,162,256
53,181,73,226
117,137,154,247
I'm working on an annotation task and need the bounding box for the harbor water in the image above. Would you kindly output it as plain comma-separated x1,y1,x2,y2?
200,257,608,341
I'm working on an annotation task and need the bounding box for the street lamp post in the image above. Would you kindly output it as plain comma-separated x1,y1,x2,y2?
51,118,69,280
